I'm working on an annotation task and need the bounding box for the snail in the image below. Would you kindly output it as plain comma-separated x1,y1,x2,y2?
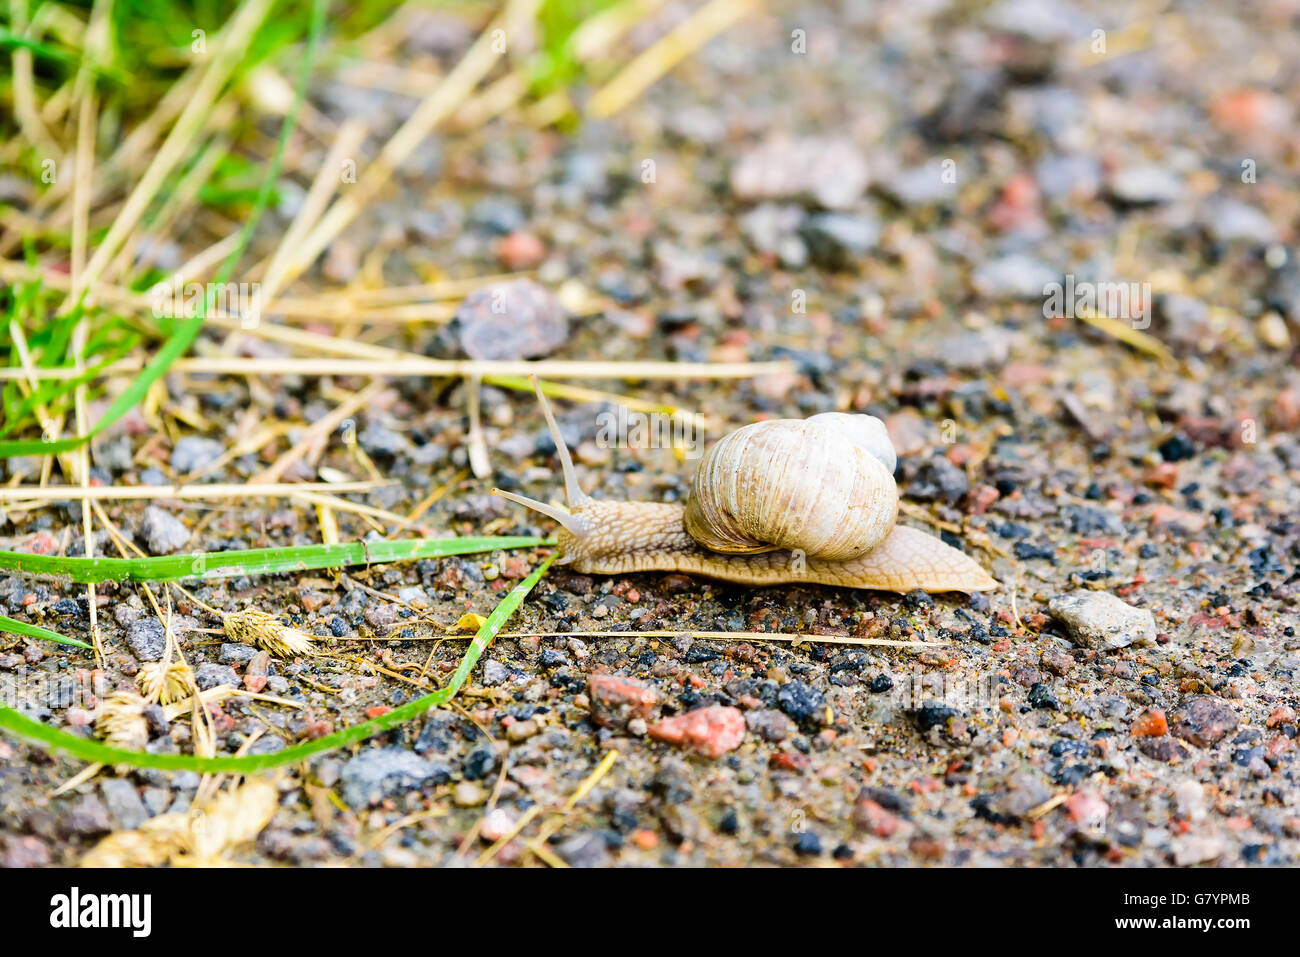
493,381,998,594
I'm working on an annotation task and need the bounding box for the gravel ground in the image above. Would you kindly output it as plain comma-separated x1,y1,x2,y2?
3,0,1300,867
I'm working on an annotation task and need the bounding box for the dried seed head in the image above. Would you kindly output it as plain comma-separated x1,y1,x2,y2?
135,659,197,705
80,830,170,868
224,610,315,658
175,778,279,866
95,691,149,751
81,780,278,868
80,813,191,868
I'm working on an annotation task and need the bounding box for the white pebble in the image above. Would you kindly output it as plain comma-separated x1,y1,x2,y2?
1174,779,1206,823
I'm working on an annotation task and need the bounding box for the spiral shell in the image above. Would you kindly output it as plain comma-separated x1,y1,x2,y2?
683,413,899,561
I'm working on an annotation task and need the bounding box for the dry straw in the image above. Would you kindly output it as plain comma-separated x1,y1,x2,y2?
135,659,197,705
81,777,279,867
94,691,149,751
222,609,317,658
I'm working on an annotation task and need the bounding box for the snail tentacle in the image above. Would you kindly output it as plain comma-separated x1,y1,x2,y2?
532,376,590,508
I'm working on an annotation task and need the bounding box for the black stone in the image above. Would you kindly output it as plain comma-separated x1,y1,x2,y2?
777,681,826,726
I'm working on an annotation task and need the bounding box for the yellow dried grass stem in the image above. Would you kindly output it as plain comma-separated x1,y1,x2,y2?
587,0,755,119
276,0,530,293
0,480,387,503
365,629,943,650
249,380,386,484
0,357,793,382
71,0,276,303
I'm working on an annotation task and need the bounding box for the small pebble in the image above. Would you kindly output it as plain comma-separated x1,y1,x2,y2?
1049,591,1156,651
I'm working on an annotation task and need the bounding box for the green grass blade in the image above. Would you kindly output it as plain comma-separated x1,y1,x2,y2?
0,0,326,460
0,334,140,438
0,26,124,81
0,535,551,583
0,553,556,772
0,614,94,650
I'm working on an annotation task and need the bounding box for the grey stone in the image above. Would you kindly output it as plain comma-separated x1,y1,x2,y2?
142,704,169,737
911,454,970,504
1170,834,1224,866
62,794,112,835
113,602,142,628
170,436,224,474
1170,696,1239,747
359,422,411,457
1267,251,1300,323
468,197,524,235
218,643,259,666
1203,199,1277,246
481,659,510,686
1036,153,1102,200
798,212,879,269
744,708,795,742
1,834,50,868
555,831,613,868
1108,164,1183,205
1153,294,1212,350
986,771,1053,821
100,778,149,830
1062,504,1124,536
730,136,869,210
125,617,166,661
935,328,1014,372
340,747,448,809
776,235,809,269
1049,591,1156,650
880,161,958,207
452,279,569,361
664,105,726,145
142,787,171,816
397,586,428,606
142,506,190,554
195,662,239,690
971,254,1059,301
739,203,804,254
450,494,510,523
985,0,1091,41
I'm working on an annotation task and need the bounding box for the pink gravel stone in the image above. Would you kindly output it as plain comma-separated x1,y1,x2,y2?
648,705,746,759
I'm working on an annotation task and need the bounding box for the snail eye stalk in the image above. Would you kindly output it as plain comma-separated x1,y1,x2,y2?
530,375,591,510
491,488,591,541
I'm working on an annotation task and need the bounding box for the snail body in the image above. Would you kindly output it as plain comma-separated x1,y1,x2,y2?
494,382,998,594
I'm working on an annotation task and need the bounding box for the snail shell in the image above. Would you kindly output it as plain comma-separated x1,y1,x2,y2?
683,413,899,561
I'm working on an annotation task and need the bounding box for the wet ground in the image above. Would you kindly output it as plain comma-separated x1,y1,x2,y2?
3,0,1300,867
